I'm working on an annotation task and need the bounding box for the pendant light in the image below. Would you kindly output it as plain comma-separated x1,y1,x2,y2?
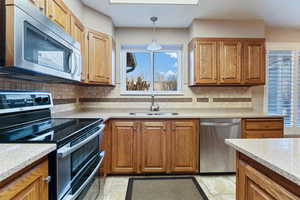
147,16,162,51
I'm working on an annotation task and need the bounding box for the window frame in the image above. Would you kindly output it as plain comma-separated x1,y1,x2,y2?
265,42,300,134
120,45,183,96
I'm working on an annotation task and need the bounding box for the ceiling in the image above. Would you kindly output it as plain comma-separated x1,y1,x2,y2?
82,0,300,28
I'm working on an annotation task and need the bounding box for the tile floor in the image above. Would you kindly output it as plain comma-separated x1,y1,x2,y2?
99,175,236,200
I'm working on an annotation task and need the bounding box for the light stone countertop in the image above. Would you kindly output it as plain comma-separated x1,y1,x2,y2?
0,144,56,182
225,138,300,186
53,108,284,121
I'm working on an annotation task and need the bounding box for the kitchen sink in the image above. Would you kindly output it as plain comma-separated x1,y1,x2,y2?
129,112,179,116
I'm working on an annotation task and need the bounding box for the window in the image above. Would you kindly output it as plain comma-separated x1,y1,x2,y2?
121,45,182,95
267,46,300,129
267,50,294,127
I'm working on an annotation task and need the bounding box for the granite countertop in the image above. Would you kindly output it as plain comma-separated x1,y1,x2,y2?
0,144,56,182
225,138,300,186
53,108,284,121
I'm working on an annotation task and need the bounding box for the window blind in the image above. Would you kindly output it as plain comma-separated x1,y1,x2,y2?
267,50,293,127
297,52,300,127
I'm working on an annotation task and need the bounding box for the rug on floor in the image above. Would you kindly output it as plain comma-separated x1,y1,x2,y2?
125,177,209,200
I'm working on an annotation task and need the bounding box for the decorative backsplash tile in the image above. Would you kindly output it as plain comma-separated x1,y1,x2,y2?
213,98,252,102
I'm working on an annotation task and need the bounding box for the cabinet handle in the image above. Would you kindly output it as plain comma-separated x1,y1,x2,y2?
43,176,51,183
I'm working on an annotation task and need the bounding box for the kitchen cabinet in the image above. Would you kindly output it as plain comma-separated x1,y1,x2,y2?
27,0,46,14
107,119,199,174
170,120,199,173
243,40,266,84
219,40,242,84
189,40,218,84
237,153,299,200
0,159,49,200
111,121,139,173
140,121,168,173
188,38,266,86
87,30,114,85
242,118,284,138
46,0,70,33
70,14,86,81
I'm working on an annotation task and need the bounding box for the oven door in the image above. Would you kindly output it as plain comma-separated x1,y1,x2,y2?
7,1,82,81
62,151,105,200
56,124,105,200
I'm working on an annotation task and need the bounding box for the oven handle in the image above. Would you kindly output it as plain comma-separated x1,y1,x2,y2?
62,151,105,200
57,124,105,158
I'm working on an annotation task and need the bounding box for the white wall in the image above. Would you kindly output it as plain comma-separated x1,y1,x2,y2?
63,0,115,36
189,19,265,39
266,27,300,43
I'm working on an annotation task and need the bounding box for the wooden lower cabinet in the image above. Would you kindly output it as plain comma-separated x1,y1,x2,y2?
170,120,199,172
140,121,168,173
237,153,300,200
111,121,139,173
242,118,284,138
0,159,49,200
108,119,199,174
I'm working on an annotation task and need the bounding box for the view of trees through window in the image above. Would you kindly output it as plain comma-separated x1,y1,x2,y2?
125,50,179,93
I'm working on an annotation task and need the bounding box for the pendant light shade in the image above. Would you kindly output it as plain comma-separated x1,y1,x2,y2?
147,17,162,51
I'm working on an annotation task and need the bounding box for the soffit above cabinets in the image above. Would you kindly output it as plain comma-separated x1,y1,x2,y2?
81,0,300,28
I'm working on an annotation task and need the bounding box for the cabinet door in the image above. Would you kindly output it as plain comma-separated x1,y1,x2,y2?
70,15,85,81
27,0,46,14
0,160,49,200
243,40,266,85
195,41,218,84
46,0,70,33
219,40,242,84
111,121,138,173
170,120,198,173
140,121,168,173
88,31,112,84
237,159,298,200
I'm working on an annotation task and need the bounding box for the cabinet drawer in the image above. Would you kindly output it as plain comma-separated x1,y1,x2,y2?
245,130,283,138
245,119,283,130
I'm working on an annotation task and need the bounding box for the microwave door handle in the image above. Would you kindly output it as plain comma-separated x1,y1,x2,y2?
57,124,105,158
61,152,105,200
69,53,75,74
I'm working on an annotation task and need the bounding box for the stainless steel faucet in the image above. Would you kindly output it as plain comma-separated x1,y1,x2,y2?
150,95,160,112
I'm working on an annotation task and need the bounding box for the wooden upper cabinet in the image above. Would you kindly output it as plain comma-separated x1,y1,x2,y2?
70,14,86,81
87,30,113,84
189,38,266,86
0,159,49,200
170,120,198,173
219,40,242,84
192,40,218,84
111,121,138,173
46,0,70,33
140,121,168,173
27,0,46,14
243,40,266,85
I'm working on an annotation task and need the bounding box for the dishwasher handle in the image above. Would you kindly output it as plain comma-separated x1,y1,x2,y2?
200,122,240,127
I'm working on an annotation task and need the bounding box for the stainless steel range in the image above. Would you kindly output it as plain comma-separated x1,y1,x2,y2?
0,91,105,200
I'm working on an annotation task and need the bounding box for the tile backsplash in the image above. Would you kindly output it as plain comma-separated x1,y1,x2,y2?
0,78,263,112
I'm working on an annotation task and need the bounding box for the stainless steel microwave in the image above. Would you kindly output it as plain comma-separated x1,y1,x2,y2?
0,0,82,82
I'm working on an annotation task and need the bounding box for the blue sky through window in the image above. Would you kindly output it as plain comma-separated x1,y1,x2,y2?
126,51,179,92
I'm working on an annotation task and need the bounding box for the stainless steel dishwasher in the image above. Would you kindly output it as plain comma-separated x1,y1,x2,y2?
199,118,241,173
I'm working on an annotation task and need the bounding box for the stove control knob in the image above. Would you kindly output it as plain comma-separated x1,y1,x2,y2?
42,97,49,103
35,97,42,103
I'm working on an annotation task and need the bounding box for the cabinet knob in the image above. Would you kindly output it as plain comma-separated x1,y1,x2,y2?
43,176,51,183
